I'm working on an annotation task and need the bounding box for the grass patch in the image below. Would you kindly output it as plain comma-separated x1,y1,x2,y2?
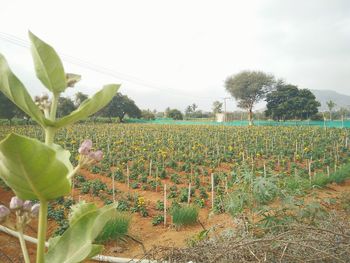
171,204,199,228
95,212,131,243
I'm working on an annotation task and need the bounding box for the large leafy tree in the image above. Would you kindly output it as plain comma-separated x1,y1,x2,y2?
326,100,336,120
74,92,88,107
265,83,320,120
100,92,141,122
212,100,223,114
225,70,275,125
0,92,19,124
57,96,76,117
168,109,183,120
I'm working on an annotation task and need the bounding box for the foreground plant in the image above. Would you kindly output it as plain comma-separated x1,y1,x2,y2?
0,32,120,262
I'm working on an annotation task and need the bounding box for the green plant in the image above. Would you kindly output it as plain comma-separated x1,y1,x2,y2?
156,200,164,211
171,204,199,228
225,189,250,217
95,212,131,243
0,32,119,262
152,214,164,226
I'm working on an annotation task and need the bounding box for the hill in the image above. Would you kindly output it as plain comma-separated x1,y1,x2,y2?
311,89,350,111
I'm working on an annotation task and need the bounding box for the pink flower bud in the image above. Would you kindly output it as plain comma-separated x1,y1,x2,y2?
78,139,93,155
23,200,32,211
10,196,23,210
0,205,10,219
31,204,40,217
89,150,103,161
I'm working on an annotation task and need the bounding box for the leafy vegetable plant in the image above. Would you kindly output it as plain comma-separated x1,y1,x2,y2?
0,32,120,263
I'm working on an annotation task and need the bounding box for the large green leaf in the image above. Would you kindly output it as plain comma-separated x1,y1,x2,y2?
0,54,51,127
0,134,71,200
46,202,117,263
54,84,120,128
29,31,67,93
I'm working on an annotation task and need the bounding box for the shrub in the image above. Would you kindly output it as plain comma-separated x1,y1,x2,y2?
171,204,199,228
152,215,164,226
95,212,131,243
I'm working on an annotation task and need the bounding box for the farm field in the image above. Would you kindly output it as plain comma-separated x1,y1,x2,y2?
1,123,350,261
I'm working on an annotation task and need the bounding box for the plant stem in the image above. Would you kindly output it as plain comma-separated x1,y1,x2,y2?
18,228,31,263
45,127,56,145
50,93,59,121
36,200,48,263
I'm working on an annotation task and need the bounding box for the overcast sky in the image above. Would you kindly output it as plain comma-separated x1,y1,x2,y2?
0,0,349,112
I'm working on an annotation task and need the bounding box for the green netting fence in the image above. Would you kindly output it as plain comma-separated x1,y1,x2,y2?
126,118,350,128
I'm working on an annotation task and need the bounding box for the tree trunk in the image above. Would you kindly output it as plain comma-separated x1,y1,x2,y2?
248,108,253,126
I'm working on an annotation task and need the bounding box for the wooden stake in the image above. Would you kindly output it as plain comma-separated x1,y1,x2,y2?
187,183,191,204
263,162,267,178
164,184,167,227
211,173,214,209
149,159,152,177
155,166,158,192
126,164,130,191
112,171,116,203
327,166,330,177
308,161,312,183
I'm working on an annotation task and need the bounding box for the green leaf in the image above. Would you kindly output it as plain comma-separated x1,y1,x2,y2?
55,84,120,128
0,134,71,200
29,31,67,93
68,201,96,225
0,54,51,127
46,203,117,263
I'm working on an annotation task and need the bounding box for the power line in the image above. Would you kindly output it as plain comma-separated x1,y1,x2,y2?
0,32,215,100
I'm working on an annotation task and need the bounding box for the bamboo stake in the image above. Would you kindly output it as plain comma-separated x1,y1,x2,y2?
126,164,130,192
211,173,214,209
164,184,167,227
327,166,330,177
112,171,116,203
187,183,191,204
149,159,152,177
308,160,312,183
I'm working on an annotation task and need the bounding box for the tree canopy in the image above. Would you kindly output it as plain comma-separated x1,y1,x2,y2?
74,92,88,107
265,83,320,120
212,101,223,114
57,96,76,117
99,92,141,121
225,70,275,125
0,92,23,123
167,109,183,120
141,109,156,120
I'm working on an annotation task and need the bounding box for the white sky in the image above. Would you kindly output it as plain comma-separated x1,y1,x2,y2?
0,0,349,112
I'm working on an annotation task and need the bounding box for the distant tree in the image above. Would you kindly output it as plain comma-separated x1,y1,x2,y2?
0,92,18,124
185,105,193,116
225,70,275,125
168,109,183,120
339,107,348,121
192,103,198,112
265,84,320,120
141,109,156,120
57,97,76,117
74,92,88,107
326,100,336,120
165,107,171,118
212,101,223,114
100,93,141,122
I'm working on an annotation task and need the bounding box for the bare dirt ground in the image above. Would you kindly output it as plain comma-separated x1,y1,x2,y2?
1,177,350,262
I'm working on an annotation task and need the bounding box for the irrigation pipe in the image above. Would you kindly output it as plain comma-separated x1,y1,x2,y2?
0,225,157,263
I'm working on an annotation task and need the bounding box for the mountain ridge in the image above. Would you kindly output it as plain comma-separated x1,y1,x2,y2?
311,89,350,111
